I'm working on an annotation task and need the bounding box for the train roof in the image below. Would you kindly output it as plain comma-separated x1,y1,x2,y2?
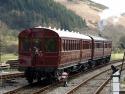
35,26,91,40
90,36,108,41
29,26,110,42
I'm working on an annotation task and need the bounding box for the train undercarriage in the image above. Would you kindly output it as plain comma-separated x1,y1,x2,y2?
24,56,111,84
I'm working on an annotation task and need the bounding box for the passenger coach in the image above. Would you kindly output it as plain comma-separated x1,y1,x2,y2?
18,26,112,83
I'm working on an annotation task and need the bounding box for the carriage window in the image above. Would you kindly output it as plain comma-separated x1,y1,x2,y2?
32,38,41,50
45,38,57,52
21,38,30,52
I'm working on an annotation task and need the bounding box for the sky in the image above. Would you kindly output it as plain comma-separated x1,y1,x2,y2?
91,0,125,19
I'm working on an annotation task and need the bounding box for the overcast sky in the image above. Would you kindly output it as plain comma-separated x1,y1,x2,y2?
91,0,125,19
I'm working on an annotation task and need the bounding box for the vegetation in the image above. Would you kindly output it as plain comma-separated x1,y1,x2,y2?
68,0,108,10
1,54,18,63
0,0,124,61
0,24,18,54
111,52,124,60
81,0,107,10
0,0,87,55
118,36,125,49
101,24,125,51
0,0,86,31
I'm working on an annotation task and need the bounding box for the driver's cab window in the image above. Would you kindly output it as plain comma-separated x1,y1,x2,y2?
32,38,42,51
21,38,30,52
45,38,57,52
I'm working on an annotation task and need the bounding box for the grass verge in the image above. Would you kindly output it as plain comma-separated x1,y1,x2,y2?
1,53,18,63
111,53,124,60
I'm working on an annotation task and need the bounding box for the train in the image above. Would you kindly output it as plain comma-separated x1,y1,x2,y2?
18,26,112,83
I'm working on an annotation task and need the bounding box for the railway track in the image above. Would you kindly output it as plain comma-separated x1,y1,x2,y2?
3,60,123,94
94,77,111,94
66,63,124,94
0,72,24,80
0,60,24,80
40,60,123,94
4,78,60,94
66,68,112,94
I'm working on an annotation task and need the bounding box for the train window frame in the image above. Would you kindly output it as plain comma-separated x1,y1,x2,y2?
32,38,42,51
66,40,68,51
73,40,75,50
64,40,66,51
75,40,77,50
65,40,67,51
62,39,65,51
71,40,73,50
21,37,31,52
82,41,84,49
105,43,108,48
69,40,71,50
77,40,80,50
44,37,57,52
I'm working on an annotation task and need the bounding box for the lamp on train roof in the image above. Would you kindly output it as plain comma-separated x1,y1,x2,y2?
48,26,52,29
61,29,65,32
53,27,57,30
35,26,42,28
66,30,69,32
58,28,61,31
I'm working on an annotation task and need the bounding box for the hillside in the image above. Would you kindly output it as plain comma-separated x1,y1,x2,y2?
54,0,107,29
0,0,86,31
0,0,87,54
55,0,125,49
1,0,125,55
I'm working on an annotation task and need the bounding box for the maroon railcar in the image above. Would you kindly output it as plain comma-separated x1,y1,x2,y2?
103,40,112,62
18,27,111,83
89,36,112,65
19,28,60,67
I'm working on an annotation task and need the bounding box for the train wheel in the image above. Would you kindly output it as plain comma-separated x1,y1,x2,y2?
54,69,62,81
37,75,41,82
25,68,34,84
101,59,105,65
88,61,96,68
83,63,89,71
27,77,33,84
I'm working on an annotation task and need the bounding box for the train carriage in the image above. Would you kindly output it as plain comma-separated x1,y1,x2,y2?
57,30,92,71
90,36,105,59
89,36,112,65
103,40,112,62
18,26,112,83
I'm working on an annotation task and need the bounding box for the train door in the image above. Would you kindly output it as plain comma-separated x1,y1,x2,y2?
44,37,59,66
32,38,43,66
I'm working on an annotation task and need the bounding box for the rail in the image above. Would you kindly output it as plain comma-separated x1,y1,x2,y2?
94,77,111,94
3,59,122,94
65,63,123,94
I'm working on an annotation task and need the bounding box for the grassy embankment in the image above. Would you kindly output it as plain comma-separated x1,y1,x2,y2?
111,52,124,60
1,54,18,63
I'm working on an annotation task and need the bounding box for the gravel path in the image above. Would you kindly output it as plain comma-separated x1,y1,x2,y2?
0,77,28,94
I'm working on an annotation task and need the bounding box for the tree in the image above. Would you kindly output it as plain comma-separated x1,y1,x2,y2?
119,36,125,49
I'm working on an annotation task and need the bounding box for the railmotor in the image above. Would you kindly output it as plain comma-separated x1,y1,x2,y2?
18,26,112,83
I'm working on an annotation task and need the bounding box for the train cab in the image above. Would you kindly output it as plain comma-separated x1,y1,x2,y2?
19,27,60,70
